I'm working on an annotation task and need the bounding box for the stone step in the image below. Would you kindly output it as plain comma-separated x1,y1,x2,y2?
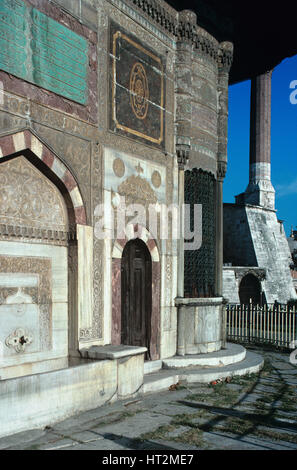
144,360,162,375
143,350,264,394
162,343,246,369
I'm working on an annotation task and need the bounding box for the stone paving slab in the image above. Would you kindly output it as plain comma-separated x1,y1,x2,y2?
166,425,192,439
63,440,129,451
237,393,263,403
253,384,277,393
39,438,77,451
0,429,45,450
203,431,297,450
89,411,173,439
70,430,105,443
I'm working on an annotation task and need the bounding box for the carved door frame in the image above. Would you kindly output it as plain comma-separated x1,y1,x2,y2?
121,238,152,356
111,224,161,360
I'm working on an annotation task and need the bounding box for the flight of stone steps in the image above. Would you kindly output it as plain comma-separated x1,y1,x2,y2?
143,343,264,394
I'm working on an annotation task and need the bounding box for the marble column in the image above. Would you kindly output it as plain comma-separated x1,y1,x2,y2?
217,42,233,347
244,70,275,209
175,9,194,356
216,41,233,296
176,149,188,356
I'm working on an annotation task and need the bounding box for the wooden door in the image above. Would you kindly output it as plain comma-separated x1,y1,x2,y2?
121,239,152,357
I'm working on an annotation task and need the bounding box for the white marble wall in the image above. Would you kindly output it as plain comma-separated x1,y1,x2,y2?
77,224,94,331
0,359,117,438
102,147,178,359
160,161,179,359
222,269,240,304
0,241,68,379
104,147,167,203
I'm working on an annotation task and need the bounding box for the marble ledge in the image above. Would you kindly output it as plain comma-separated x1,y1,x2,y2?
175,297,223,307
80,344,147,360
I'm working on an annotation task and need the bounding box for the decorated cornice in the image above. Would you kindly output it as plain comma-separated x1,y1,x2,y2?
128,1,230,65
178,24,219,62
218,41,234,73
0,223,76,246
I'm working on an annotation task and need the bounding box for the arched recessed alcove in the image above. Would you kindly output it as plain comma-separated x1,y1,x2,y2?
239,273,262,305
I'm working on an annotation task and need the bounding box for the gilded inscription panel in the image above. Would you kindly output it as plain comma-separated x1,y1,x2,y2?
110,21,165,147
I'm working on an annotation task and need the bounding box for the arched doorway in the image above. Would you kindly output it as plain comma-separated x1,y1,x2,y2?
121,238,152,358
239,274,261,305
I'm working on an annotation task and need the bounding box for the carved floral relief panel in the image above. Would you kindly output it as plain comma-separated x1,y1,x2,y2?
0,256,52,357
0,156,68,232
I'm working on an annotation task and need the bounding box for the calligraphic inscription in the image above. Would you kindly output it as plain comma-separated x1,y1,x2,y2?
110,22,164,147
0,0,88,104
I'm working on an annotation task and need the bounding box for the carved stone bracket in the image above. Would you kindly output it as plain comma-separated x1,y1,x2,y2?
176,11,218,62
176,145,190,170
217,161,227,180
218,42,234,73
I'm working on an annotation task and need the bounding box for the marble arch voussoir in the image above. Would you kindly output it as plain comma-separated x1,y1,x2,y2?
111,224,160,262
0,129,86,225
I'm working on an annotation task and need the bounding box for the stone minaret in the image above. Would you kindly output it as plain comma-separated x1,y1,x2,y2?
237,70,275,209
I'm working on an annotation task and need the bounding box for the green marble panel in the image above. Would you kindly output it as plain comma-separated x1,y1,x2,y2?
0,0,88,104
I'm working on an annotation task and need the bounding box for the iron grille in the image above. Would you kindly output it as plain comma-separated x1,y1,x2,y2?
184,168,216,297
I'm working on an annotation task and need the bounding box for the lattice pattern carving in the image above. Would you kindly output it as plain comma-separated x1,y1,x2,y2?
184,168,216,298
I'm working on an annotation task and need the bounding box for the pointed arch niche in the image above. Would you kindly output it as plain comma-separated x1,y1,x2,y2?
0,129,88,379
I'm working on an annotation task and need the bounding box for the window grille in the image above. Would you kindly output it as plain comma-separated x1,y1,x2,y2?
184,168,216,297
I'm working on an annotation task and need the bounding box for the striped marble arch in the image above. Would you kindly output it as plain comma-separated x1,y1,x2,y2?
0,129,86,225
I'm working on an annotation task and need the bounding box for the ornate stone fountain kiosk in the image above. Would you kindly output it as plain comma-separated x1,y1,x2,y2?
173,10,232,357
0,0,263,438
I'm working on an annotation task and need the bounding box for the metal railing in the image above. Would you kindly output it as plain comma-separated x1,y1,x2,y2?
226,302,297,348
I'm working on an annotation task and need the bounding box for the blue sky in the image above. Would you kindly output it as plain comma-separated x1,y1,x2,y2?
224,54,297,237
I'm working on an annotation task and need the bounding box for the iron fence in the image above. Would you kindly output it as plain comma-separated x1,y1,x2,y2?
226,302,297,348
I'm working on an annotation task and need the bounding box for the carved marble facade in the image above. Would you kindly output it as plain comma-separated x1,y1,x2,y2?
0,156,68,234
0,0,231,379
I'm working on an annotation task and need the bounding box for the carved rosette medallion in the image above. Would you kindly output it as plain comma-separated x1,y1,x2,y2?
151,170,161,189
5,328,33,353
113,158,125,178
130,62,149,120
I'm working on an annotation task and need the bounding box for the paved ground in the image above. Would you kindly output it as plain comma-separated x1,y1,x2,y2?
1,345,297,451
